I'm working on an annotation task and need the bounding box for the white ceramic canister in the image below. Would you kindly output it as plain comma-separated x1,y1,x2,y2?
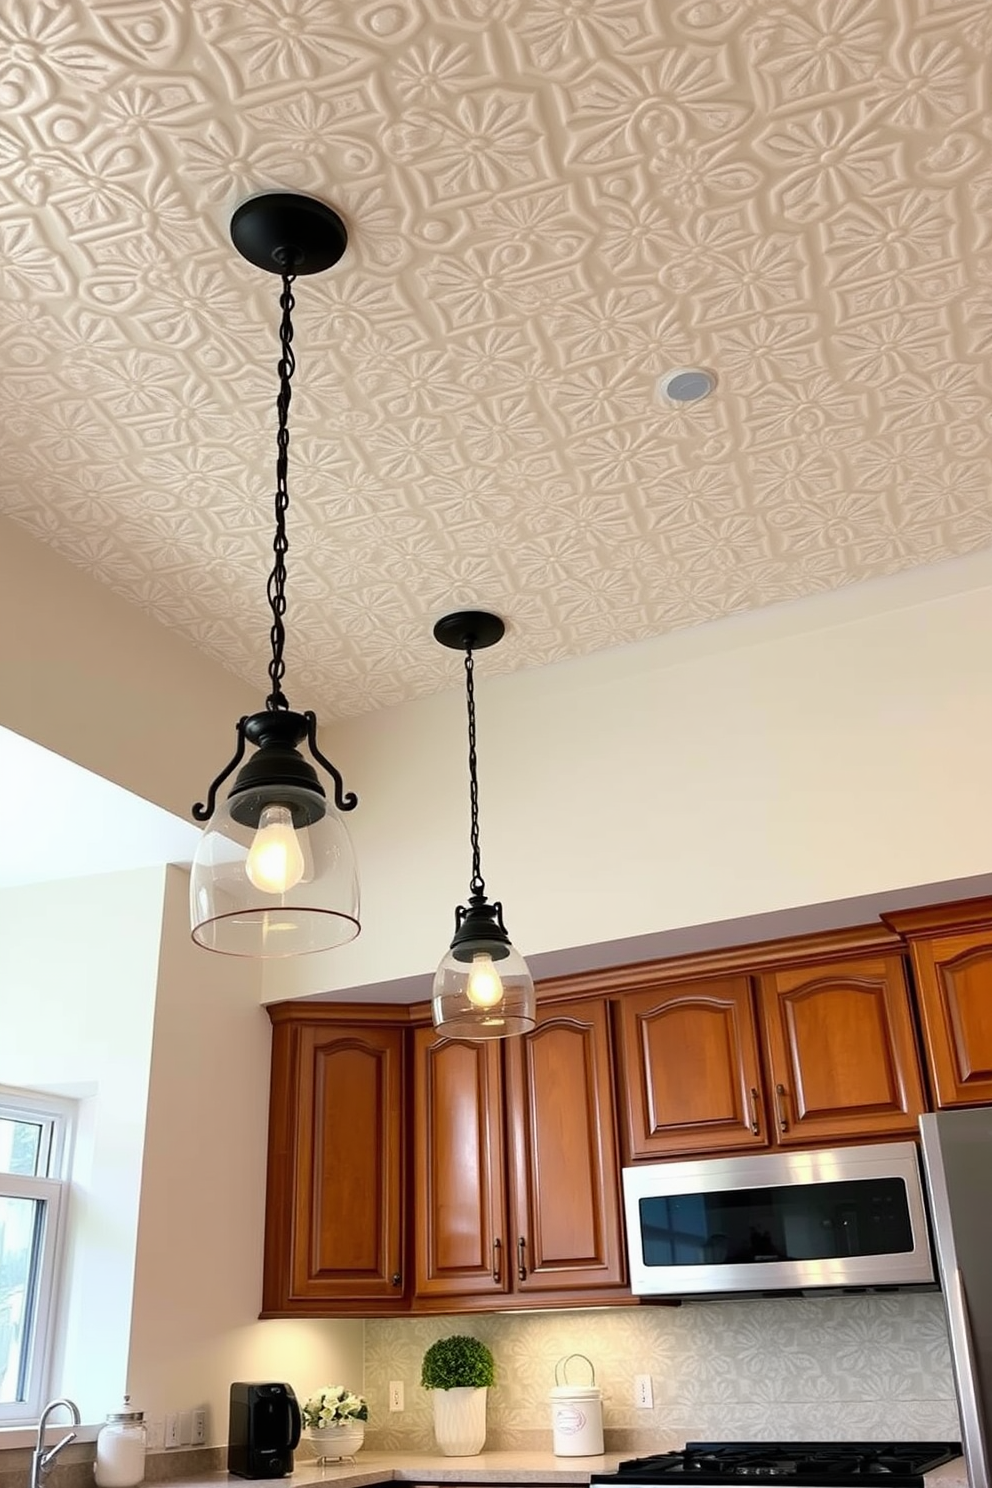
550,1353,604,1457
94,1397,147,1488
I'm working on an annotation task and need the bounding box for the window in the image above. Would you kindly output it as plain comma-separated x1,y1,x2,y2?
0,1087,72,1424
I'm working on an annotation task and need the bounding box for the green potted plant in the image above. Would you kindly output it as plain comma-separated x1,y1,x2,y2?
421,1335,495,1456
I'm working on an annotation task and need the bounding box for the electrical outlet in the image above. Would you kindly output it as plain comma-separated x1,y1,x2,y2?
192,1409,207,1446
164,1414,180,1449
634,1374,653,1409
178,1412,192,1446
389,1380,404,1412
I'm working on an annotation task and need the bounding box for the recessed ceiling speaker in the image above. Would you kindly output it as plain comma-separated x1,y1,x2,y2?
656,367,717,404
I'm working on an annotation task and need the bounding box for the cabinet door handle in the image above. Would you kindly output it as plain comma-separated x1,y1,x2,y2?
748,1087,760,1136
492,1238,502,1285
775,1083,789,1133
391,1272,401,1288
517,1236,527,1281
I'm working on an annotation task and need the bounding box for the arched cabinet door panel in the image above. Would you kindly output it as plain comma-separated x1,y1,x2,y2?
505,997,627,1293
263,1017,406,1314
917,941,992,1102
616,976,768,1158
906,933,992,1106
412,1029,508,1299
883,902,992,1108
411,997,631,1309
757,954,926,1144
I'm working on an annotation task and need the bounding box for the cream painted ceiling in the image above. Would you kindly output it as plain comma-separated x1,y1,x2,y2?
2,0,991,721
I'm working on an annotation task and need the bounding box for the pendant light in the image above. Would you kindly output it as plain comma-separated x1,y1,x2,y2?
432,611,535,1038
190,193,359,958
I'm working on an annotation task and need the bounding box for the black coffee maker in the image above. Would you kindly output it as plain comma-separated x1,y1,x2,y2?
228,1383,301,1478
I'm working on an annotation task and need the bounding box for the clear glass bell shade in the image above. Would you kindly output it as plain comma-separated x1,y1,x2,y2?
190,783,360,957
431,943,536,1039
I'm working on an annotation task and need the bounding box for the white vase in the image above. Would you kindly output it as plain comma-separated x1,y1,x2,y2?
306,1422,365,1461
431,1386,487,1456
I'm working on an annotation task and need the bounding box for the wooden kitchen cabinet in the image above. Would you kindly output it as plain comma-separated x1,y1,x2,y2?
756,951,927,1144
505,995,627,1296
615,974,767,1158
604,931,927,1161
413,1028,506,1298
260,900,982,1317
412,995,628,1308
884,898,992,1107
262,1009,406,1315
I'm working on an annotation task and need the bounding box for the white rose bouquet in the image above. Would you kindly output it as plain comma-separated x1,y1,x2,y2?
301,1385,369,1429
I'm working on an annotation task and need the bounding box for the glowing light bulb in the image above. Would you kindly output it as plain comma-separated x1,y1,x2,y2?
245,804,305,893
466,952,504,1009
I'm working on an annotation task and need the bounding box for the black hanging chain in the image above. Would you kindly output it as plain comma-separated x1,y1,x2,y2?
464,645,486,897
265,271,296,712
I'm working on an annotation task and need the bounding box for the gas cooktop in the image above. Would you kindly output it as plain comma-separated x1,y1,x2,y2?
594,1444,963,1488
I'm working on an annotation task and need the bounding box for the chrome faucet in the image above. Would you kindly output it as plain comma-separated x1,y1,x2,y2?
31,1398,81,1488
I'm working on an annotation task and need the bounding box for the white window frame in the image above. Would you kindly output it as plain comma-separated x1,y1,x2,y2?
0,1087,73,1425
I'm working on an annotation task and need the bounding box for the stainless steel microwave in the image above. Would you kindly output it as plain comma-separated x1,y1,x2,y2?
622,1140,936,1298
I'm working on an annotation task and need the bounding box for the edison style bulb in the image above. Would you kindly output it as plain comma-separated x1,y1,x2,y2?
431,937,535,1038
190,779,359,957
245,804,306,893
465,952,504,1008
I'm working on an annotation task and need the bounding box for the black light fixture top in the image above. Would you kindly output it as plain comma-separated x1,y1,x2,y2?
230,192,348,275
433,610,505,653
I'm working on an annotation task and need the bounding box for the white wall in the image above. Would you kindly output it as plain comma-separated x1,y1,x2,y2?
271,548,992,999
0,868,166,1421
126,866,364,1448
0,863,363,1443
0,514,256,823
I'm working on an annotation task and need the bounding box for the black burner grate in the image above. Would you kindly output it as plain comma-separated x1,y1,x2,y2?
605,1442,962,1488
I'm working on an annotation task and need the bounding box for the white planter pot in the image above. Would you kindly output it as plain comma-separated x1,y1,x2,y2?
306,1422,365,1461
431,1386,488,1456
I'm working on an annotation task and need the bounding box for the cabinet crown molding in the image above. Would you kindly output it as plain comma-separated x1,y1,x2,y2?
882,895,992,940
266,999,415,1026
535,922,903,1003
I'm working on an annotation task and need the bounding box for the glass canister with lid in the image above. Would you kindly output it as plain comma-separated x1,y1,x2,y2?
94,1396,146,1488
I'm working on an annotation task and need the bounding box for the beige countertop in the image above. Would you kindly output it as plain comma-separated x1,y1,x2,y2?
147,1450,968,1488
920,1460,968,1488
156,1449,627,1488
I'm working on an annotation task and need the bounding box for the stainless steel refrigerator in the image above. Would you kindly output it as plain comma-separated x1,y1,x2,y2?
919,1107,992,1488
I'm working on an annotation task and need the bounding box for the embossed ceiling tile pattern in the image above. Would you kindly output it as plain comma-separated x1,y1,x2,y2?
1,0,992,718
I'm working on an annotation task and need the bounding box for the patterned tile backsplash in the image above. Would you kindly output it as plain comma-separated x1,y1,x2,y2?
364,1295,960,1452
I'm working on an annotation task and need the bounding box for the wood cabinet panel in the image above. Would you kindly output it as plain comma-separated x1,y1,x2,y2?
413,1029,507,1297
757,954,926,1143
506,997,626,1293
906,933,992,1105
616,976,766,1158
263,1019,405,1313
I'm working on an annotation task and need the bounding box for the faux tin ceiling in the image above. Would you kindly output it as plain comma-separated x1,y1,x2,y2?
2,0,991,720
